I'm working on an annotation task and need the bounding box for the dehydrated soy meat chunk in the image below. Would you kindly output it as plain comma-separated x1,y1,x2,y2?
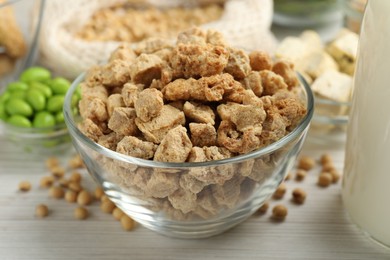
107,107,138,136
130,54,164,86
116,136,157,160
154,126,193,163
134,88,164,122
135,105,185,144
170,43,229,79
189,123,217,147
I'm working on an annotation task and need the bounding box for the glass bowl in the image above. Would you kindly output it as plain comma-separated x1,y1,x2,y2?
0,120,71,155
307,95,351,146
0,0,45,88
64,74,314,239
273,0,343,27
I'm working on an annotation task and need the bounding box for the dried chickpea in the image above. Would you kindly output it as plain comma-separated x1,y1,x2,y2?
318,172,332,187
273,183,287,200
77,190,92,206
35,204,49,218
112,207,125,221
295,169,307,182
50,166,65,179
255,201,269,215
74,207,89,220
69,172,82,183
272,204,288,221
320,153,333,165
18,181,31,192
40,176,54,188
298,156,315,171
45,156,59,169
68,182,83,193
100,200,116,214
292,188,307,204
120,215,135,231
49,186,65,199
94,187,104,200
68,154,84,169
284,172,292,181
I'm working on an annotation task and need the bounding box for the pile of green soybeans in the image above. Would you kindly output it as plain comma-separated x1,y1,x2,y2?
0,66,79,128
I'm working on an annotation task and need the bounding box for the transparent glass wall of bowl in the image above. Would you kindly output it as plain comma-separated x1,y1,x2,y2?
273,0,343,27
63,74,314,238
344,0,367,33
0,0,45,88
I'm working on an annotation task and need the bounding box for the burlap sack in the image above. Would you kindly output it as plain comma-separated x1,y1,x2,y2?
38,0,276,79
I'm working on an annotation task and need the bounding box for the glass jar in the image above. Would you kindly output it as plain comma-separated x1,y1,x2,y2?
273,0,343,27
343,0,390,249
0,0,45,88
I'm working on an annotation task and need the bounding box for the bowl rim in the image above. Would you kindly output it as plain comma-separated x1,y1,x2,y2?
0,119,69,138
64,73,314,168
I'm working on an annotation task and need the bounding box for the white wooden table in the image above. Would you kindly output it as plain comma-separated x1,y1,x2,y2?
1,129,389,260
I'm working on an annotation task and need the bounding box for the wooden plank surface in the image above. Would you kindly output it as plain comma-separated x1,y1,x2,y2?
0,132,389,260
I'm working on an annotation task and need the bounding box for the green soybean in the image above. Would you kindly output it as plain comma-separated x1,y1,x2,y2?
55,111,65,124
9,90,26,100
71,94,80,107
75,85,82,99
0,103,7,120
5,99,33,117
30,81,53,98
50,77,71,95
20,67,51,83
0,92,10,103
26,89,46,112
72,107,79,116
7,82,29,92
47,95,65,113
7,115,32,128
33,111,56,128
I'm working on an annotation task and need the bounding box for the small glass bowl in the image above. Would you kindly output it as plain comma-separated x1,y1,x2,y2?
64,74,314,239
0,120,72,155
273,0,343,27
0,0,45,88
307,96,351,145
344,0,367,33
